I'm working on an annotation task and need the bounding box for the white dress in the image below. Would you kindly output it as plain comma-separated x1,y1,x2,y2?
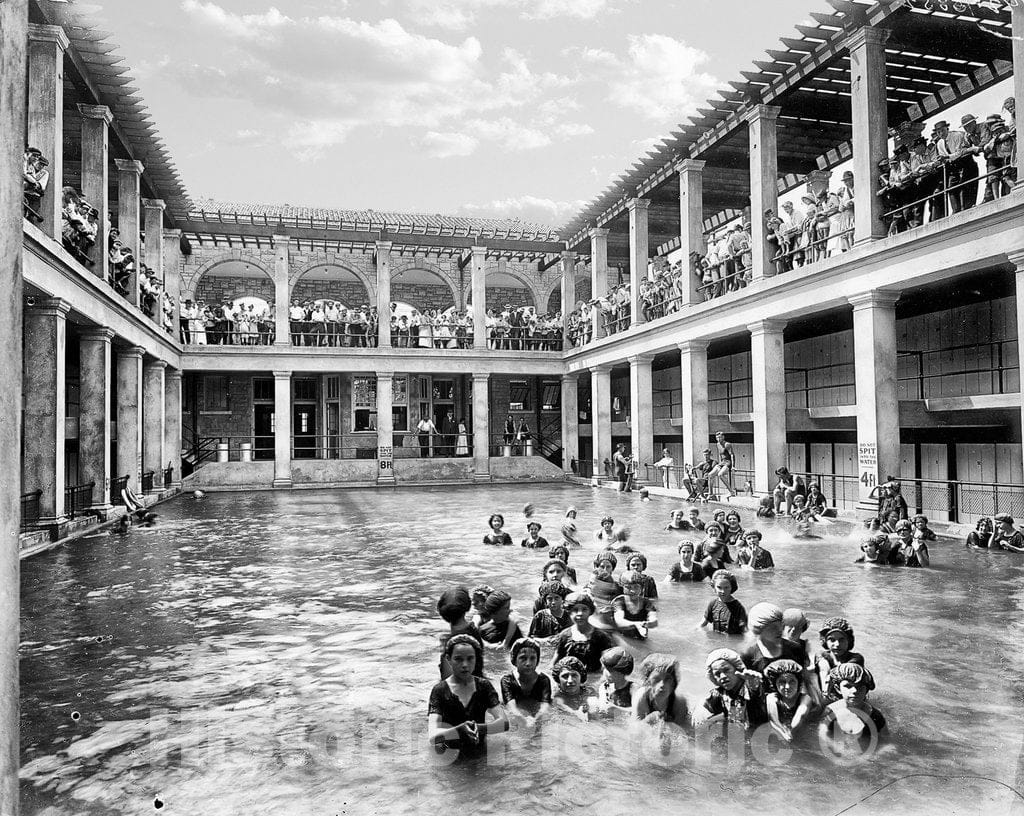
455,422,469,456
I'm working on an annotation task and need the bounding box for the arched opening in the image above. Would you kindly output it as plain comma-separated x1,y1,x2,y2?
484,270,535,313
193,258,274,306
292,264,372,307
391,267,456,312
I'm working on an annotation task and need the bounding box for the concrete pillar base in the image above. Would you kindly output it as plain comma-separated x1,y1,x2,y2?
473,472,491,483
377,475,396,486
89,503,115,520
272,478,293,489
856,501,881,515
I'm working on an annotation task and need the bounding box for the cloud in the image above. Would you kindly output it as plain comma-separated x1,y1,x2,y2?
574,34,718,122
459,194,587,226
419,131,479,158
404,0,622,31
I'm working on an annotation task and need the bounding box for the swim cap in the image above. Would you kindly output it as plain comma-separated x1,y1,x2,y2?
705,648,744,679
471,584,494,601
564,591,595,613
444,633,483,660
553,655,588,683
510,637,542,663
538,580,570,600
994,513,1014,525
710,569,738,593
743,530,763,541
748,602,783,634
625,552,648,571
482,590,511,615
601,516,614,526
827,663,875,697
764,659,804,690
593,551,618,569
548,544,570,561
620,569,645,589
541,558,567,578
819,617,855,649
600,646,635,674
436,587,471,623
566,506,578,517
782,608,808,630
527,521,542,531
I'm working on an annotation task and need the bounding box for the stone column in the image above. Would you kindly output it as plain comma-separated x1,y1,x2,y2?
27,24,69,238
472,374,490,481
78,104,112,279
115,159,144,306
1014,254,1024,471
590,364,612,481
142,360,167,489
847,26,891,243
678,340,710,470
164,369,182,487
376,240,392,348
749,320,788,493
676,159,706,305
79,328,113,512
1013,5,1024,188
22,298,69,526
471,246,487,350
560,373,579,474
560,250,576,347
273,371,293,487
589,228,609,340
116,346,144,492
376,373,395,485
627,198,650,327
744,105,781,280
163,229,183,342
142,198,165,326
274,235,291,346
0,7,28,811
850,292,900,509
629,354,655,471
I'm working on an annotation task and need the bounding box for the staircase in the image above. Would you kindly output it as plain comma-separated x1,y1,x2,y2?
181,428,221,478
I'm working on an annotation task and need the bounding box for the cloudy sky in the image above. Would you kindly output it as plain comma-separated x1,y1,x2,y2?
98,0,840,226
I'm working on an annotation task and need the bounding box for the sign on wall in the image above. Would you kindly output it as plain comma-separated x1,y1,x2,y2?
379,445,393,472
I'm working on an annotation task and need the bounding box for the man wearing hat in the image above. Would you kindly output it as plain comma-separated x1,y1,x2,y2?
777,201,800,271
980,114,1009,202
910,135,944,224
942,115,981,212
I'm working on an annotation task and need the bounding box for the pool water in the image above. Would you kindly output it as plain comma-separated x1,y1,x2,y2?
18,485,1024,815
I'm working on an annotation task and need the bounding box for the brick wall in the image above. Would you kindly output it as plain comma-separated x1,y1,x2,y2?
292,280,370,306
194,275,274,305
485,287,534,311
392,283,456,312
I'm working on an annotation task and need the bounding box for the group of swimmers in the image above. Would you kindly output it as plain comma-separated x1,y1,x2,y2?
429,504,887,764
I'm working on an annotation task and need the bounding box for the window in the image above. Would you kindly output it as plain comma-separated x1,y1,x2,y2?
352,376,409,432
294,378,317,401
203,376,229,412
540,380,560,411
253,377,273,401
509,380,531,411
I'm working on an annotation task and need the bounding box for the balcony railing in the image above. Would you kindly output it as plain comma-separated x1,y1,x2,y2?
141,470,154,494
109,475,129,506
897,340,1019,400
20,490,42,532
64,481,95,519
882,165,1014,234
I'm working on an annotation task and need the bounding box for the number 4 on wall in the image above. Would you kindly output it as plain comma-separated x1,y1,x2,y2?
860,472,876,488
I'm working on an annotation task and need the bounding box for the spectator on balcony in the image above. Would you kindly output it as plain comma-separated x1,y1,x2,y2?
23,147,48,216
887,144,915,228
179,299,193,343
288,299,305,345
938,118,978,214
397,314,412,347
987,115,1016,199
827,171,854,255
910,135,944,224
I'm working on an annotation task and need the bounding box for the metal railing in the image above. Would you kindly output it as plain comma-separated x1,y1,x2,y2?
141,471,154,494
785,363,856,409
882,165,1014,233
293,325,378,347
65,481,96,519
897,340,1019,400
786,472,860,511
489,432,542,457
183,329,275,346
109,475,129,506
770,225,854,274
401,431,476,458
163,466,174,488
697,260,752,301
20,490,41,531
708,379,753,414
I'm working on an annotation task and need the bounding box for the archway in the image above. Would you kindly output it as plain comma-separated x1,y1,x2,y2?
292,262,373,307
391,266,457,312
484,270,535,313
191,257,274,306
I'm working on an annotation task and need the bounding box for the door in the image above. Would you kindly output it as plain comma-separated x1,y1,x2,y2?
254,405,274,461
293,404,317,459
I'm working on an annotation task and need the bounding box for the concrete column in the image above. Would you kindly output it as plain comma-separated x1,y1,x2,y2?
560,373,579,474
142,198,165,315
847,26,891,243
163,229,183,341
590,365,612,481
273,235,291,346
164,369,182,487
79,328,113,512
749,320,788,493
744,105,781,280
22,298,70,526
678,340,710,469
676,159,706,305
629,354,655,470
1014,254,1024,471
849,292,901,510
560,250,576,346
627,198,650,327
27,24,69,239
0,7,28,811
376,373,395,485
116,346,144,492
472,374,490,481
142,360,167,488
273,371,292,487
114,159,144,306
376,241,392,348
471,246,487,350
1013,5,1024,189
590,227,609,340
78,104,112,280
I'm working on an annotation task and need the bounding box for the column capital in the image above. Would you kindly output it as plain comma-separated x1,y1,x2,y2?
77,103,113,125
119,345,146,361
561,249,577,261
742,104,781,125
28,23,70,50
27,297,71,318
141,198,166,212
589,227,610,240
1007,250,1024,272
628,353,656,366
674,158,706,174
471,245,487,256
163,228,183,239
848,290,900,310
144,359,168,371
677,339,710,353
561,373,578,384
375,240,393,252
471,373,490,383
376,372,394,381
747,318,787,336
627,197,651,212
165,367,183,382
845,25,891,51
273,234,291,247
79,326,115,342
591,364,613,375
273,370,292,380
114,158,145,176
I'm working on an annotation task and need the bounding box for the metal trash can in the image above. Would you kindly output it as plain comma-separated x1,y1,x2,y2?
239,442,252,462
216,443,229,463
525,439,534,456
502,444,512,457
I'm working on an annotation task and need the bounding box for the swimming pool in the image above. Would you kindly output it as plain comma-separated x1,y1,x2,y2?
18,485,1024,815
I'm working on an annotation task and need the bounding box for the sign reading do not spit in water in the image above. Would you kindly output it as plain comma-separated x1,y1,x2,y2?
859,442,877,489
379,446,393,471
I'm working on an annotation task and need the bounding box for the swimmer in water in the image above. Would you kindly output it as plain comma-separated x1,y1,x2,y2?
698,648,767,734
596,647,634,711
633,652,688,725
818,664,885,755
611,570,658,639
815,618,867,698
499,638,552,726
551,656,594,722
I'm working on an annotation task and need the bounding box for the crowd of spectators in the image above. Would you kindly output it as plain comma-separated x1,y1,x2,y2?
61,185,99,266
180,298,275,345
23,147,49,224
485,306,562,351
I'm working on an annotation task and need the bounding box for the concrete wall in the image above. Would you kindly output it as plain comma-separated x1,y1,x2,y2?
185,461,275,488
292,459,378,484
489,455,565,481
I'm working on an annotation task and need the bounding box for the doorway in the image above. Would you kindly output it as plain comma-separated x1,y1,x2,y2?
293,404,317,459
254,405,274,460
